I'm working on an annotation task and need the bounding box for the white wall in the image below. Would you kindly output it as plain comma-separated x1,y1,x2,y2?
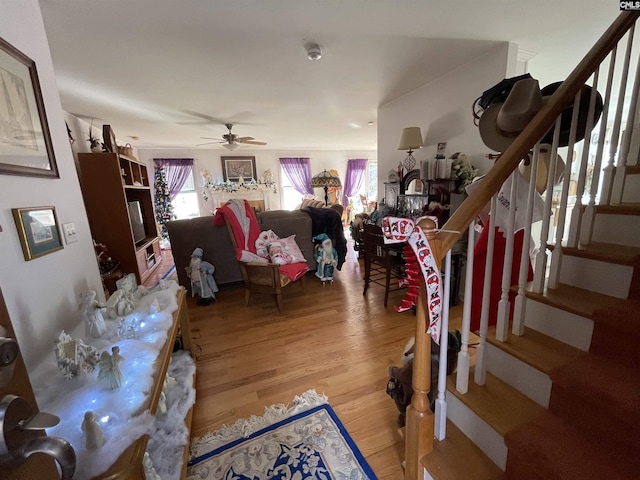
0,0,102,372
137,148,376,213
377,42,517,202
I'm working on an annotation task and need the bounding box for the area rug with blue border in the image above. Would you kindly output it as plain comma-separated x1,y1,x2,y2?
187,390,377,480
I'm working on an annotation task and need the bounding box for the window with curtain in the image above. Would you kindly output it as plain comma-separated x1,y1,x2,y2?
153,158,199,219
342,159,368,207
280,157,313,210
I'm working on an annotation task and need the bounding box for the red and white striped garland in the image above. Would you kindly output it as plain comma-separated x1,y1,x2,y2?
382,216,442,344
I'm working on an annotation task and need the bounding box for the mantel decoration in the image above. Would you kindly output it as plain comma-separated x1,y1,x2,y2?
0,36,58,178
202,179,277,201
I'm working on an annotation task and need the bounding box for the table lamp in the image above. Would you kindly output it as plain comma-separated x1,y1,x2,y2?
398,127,424,171
310,170,342,206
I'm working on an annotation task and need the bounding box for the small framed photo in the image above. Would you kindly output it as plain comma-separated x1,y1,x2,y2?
12,206,64,260
221,156,256,182
0,36,58,178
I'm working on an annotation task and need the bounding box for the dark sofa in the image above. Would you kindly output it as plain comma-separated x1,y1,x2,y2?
167,210,315,291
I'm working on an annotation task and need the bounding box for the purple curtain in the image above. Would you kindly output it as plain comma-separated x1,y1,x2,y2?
154,158,194,199
342,159,368,206
280,157,313,195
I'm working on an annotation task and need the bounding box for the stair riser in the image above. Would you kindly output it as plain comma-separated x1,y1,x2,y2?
486,344,551,407
591,213,640,247
523,300,594,351
446,391,507,470
621,173,640,203
558,256,633,299
504,450,554,480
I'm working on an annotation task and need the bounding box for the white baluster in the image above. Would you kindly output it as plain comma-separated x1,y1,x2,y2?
582,48,617,246
533,117,562,293
568,70,600,248
513,144,541,335
434,250,452,441
456,219,475,394
602,26,634,205
474,196,497,386
549,90,581,290
496,171,519,341
613,27,640,203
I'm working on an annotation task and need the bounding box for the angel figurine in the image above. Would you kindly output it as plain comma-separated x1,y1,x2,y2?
98,346,125,389
81,290,107,338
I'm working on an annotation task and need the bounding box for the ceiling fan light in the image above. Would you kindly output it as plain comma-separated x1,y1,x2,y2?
223,143,239,151
306,42,322,61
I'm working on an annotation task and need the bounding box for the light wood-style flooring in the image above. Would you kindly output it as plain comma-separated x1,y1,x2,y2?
184,242,427,479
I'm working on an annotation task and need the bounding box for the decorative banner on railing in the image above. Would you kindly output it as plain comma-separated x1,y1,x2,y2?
382,216,442,344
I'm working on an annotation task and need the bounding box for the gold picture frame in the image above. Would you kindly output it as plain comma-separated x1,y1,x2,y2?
12,206,64,260
0,36,58,178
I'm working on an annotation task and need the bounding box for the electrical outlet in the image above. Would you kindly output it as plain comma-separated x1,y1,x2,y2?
62,222,77,244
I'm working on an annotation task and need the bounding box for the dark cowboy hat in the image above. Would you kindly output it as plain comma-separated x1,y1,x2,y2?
540,81,603,147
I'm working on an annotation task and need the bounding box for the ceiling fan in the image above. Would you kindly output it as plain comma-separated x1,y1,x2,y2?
197,123,267,150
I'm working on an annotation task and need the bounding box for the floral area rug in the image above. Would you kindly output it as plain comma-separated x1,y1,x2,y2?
187,390,377,480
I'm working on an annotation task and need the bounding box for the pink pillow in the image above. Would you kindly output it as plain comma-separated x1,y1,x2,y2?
255,230,280,259
269,235,306,264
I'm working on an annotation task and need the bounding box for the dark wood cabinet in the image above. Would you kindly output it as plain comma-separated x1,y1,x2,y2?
77,153,162,285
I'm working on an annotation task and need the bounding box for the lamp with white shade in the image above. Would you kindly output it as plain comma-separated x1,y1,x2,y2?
397,127,423,171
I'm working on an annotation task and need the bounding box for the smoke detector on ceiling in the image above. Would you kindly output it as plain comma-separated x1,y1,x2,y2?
306,42,322,61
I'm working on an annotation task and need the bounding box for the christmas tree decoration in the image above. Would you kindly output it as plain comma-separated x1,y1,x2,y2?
154,166,175,240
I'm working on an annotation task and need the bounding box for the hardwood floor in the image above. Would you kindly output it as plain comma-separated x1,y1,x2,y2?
185,243,419,479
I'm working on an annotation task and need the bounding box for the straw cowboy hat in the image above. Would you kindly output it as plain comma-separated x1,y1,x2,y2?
518,144,565,194
479,78,603,152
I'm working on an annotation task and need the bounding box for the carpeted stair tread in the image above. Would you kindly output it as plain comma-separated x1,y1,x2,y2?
504,410,637,480
447,367,543,437
589,299,640,367
486,325,585,374
421,420,503,480
524,282,621,319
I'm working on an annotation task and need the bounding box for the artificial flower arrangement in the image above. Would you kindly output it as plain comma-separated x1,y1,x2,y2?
450,152,479,193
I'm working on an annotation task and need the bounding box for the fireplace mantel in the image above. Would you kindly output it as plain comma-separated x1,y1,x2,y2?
204,182,276,211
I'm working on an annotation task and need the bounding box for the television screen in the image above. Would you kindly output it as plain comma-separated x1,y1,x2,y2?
127,201,146,245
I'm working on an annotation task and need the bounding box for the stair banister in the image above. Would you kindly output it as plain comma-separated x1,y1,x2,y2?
405,12,639,479
434,249,452,441
404,217,439,480
455,219,475,394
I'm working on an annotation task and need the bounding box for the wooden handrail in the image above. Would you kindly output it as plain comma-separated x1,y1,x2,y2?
436,11,640,258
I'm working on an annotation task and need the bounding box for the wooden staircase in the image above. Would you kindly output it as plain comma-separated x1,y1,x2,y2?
407,11,640,480
420,204,640,479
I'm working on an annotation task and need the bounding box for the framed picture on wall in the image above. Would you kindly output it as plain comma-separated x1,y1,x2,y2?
12,206,64,260
221,156,256,182
0,36,58,178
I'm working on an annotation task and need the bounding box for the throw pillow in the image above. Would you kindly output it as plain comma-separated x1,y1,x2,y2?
272,235,307,264
255,230,280,259
238,249,269,263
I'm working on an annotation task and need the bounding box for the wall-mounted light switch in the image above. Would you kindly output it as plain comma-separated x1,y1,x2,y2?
62,222,77,244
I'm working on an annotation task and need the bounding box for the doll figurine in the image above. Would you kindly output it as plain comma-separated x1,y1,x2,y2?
98,346,124,389
186,248,218,306
313,233,338,283
81,290,107,338
81,411,104,450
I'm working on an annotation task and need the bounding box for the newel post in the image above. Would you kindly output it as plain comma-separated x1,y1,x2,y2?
404,218,441,480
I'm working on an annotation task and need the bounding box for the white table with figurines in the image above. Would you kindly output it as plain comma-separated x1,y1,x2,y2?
30,279,196,480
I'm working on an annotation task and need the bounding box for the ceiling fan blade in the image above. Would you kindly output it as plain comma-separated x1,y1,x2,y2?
200,137,222,141
195,141,220,146
241,140,267,146
236,136,254,142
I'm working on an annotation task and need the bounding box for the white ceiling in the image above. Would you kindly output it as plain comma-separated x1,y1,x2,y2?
38,0,619,151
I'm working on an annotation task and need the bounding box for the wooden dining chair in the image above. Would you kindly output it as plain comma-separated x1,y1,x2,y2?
362,223,406,307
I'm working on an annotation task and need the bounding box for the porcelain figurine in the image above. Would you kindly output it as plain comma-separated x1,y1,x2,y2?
81,411,105,450
98,346,125,389
313,233,338,283
81,290,107,338
186,248,218,306
55,331,101,379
